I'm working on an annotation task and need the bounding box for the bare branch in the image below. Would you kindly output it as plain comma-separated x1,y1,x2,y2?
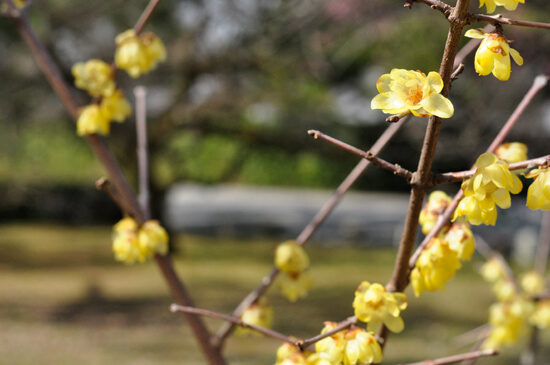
134,0,163,34
171,304,298,345
307,130,414,182
470,13,550,31
399,349,498,365
134,86,151,220
299,317,357,350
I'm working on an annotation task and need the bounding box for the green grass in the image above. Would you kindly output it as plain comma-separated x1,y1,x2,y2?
1,223,548,364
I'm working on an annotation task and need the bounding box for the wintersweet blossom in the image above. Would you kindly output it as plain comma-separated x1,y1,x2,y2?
138,220,169,255
275,343,309,365
370,69,454,118
530,300,550,330
76,104,111,136
483,298,534,350
100,89,132,123
275,240,309,275
519,271,546,296
465,29,523,81
411,238,461,297
443,222,475,261
315,323,382,365
480,256,507,283
72,59,115,97
115,29,166,78
419,191,452,235
111,217,170,264
236,297,274,336
525,168,550,210
277,271,314,302
112,217,149,264
479,0,524,14
495,142,527,164
353,281,407,333
454,152,522,225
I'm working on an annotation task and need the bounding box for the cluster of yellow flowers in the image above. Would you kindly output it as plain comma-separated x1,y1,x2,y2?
236,297,274,337
370,69,454,119
112,217,169,264
479,258,549,349
352,282,407,333
412,191,476,297
454,152,523,226
274,240,314,302
73,29,166,136
314,323,382,365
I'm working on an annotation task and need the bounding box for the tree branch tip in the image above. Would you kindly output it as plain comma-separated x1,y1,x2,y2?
386,115,401,123
307,130,319,139
95,177,109,190
170,303,180,313
534,74,549,88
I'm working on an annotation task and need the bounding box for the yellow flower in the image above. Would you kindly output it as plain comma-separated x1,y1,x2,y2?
525,168,550,211
520,271,546,296
72,59,115,97
479,256,506,283
315,322,346,364
275,240,309,275
465,29,523,81
495,142,527,164
419,191,452,235
277,271,314,302
275,343,312,365
100,89,132,122
443,222,475,261
411,238,462,297
315,323,382,365
138,220,169,255
305,353,334,365
493,279,517,302
236,297,274,336
454,152,522,225
483,297,534,350
112,217,151,264
115,29,166,78
353,281,407,333
370,69,454,118
76,104,111,136
479,0,524,14
530,299,550,330
342,328,382,365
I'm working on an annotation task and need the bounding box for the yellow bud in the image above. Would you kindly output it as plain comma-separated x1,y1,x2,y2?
76,104,111,136
138,220,169,255
100,89,132,123
274,240,309,275
236,297,273,337
72,59,115,97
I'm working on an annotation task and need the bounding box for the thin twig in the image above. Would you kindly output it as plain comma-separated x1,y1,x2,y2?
409,75,549,270
535,211,550,275
213,118,409,347
134,86,151,220
434,155,550,184
95,177,129,216
307,130,414,182
470,13,550,31
170,304,298,345
133,0,163,34
399,349,498,365
299,317,358,350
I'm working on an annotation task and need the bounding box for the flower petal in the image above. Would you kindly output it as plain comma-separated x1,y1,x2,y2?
420,93,454,118
465,28,487,39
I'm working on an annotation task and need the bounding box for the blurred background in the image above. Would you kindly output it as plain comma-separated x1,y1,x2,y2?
1,0,550,363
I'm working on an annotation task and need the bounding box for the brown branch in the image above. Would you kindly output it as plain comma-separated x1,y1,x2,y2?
298,316,358,350
399,349,498,365
307,130,414,182
170,304,298,345
411,0,550,30
409,74,549,271
133,0,163,34
470,14,550,31
95,177,129,216
433,155,550,184
10,5,226,365
213,118,409,347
